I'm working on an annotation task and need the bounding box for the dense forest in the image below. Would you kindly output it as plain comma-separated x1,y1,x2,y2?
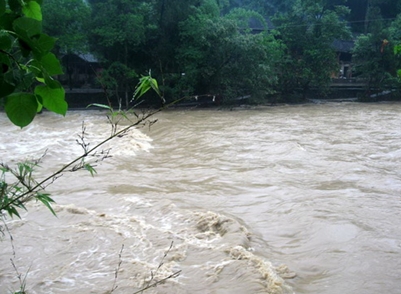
4,0,401,110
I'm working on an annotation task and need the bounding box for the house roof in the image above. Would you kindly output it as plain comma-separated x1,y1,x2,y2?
77,53,98,63
61,52,99,63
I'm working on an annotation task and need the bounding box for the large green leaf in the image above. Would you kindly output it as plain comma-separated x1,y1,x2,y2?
5,93,38,128
22,1,42,21
13,17,42,38
39,52,63,75
34,33,56,54
30,52,62,77
34,85,67,115
27,34,57,59
44,75,62,89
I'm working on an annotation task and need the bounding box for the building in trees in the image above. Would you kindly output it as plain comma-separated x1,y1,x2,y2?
60,53,102,90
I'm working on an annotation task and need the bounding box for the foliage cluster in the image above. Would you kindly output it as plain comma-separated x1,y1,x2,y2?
272,0,351,98
3,0,401,111
352,6,401,100
37,0,359,104
0,0,67,127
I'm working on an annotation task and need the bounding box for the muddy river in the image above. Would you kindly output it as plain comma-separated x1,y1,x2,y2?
1,102,401,294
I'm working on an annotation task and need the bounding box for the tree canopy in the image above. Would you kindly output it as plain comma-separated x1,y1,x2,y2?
272,0,351,98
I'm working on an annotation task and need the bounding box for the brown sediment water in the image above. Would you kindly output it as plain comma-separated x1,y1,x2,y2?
1,102,401,294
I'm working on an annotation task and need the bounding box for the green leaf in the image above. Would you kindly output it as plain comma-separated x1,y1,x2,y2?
22,1,42,21
19,71,36,89
394,44,401,56
38,52,63,75
34,85,67,115
0,166,9,172
26,34,57,59
44,75,62,89
35,77,45,83
6,205,21,219
87,103,113,111
84,164,97,177
35,193,57,217
13,17,42,38
28,63,43,76
150,77,161,96
13,17,43,57
133,76,154,99
5,93,38,127
34,33,56,54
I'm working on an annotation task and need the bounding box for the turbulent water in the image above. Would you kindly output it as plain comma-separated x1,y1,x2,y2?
1,102,401,294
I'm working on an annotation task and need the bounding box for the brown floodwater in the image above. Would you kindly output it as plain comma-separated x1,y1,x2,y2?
1,102,401,294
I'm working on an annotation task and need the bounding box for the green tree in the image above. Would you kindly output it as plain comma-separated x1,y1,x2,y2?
42,0,91,55
390,14,401,82
88,0,150,108
0,0,67,127
272,0,351,100
140,0,208,100
177,4,282,102
352,12,401,99
42,0,91,91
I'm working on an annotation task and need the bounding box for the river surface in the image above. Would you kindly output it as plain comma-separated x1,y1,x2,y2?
1,102,401,294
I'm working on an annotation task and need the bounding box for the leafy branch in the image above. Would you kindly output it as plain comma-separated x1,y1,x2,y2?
0,74,183,218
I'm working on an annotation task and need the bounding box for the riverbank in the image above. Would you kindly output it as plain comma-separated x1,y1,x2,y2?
64,87,401,110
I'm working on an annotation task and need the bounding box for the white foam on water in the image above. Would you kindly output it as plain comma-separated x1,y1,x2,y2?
1,200,294,294
0,111,153,167
0,110,294,293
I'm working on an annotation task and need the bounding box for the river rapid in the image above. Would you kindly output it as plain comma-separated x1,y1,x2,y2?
1,102,401,294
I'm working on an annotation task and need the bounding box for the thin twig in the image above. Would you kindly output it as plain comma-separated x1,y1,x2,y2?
110,244,124,293
139,241,178,294
2,216,29,293
133,270,181,294
10,258,29,294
